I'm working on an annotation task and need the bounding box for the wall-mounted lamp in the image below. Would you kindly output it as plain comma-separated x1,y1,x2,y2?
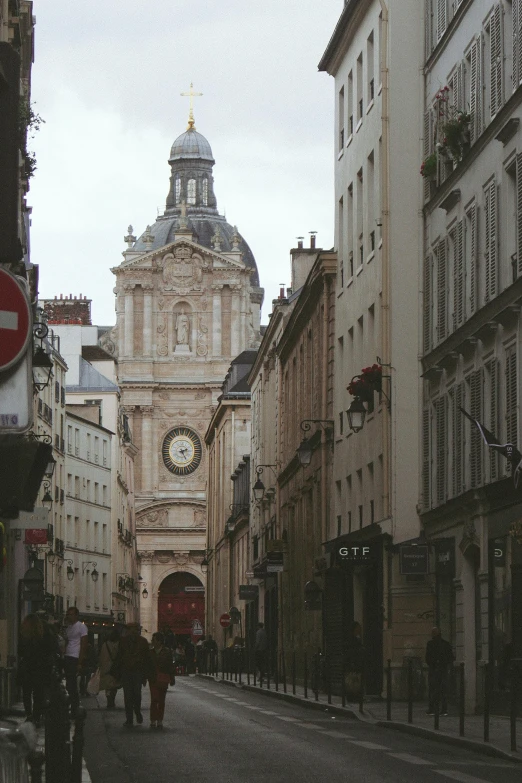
201,550,213,573
252,465,277,502
46,549,56,565
347,362,391,434
82,561,99,582
65,559,75,581
32,321,54,392
44,456,56,478
42,482,53,510
140,582,148,599
296,419,334,466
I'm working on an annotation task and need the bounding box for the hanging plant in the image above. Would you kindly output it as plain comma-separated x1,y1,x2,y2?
420,153,437,179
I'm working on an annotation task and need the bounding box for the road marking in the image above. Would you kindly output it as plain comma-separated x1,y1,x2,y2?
276,716,302,723
320,730,355,739
435,772,495,783
258,710,279,715
349,741,390,750
299,722,324,730
388,753,433,765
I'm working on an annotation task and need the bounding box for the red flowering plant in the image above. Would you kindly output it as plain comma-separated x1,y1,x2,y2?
347,364,383,401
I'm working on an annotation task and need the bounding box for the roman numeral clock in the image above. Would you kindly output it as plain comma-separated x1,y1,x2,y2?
162,426,202,476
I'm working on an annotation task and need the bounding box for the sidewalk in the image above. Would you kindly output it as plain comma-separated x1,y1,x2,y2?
197,673,522,764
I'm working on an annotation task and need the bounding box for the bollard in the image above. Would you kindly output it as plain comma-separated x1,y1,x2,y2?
407,659,413,724
29,750,45,783
459,662,465,737
267,659,270,690
247,650,251,686
386,659,392,721
304,652,308,699
71,706,87,783
327,656,332,705
282,651,287,694
341,662,346,708
253,660,257,688
222,650,225,681
239,649,242,685
292,651,296,695
314,654,319,701
275,656,279,692
483,662,490,743
434,700,439,731
358,666,364,714
510,669,517,752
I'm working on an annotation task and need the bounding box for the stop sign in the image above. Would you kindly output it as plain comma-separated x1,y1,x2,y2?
0,269,31,372
219,613,231,628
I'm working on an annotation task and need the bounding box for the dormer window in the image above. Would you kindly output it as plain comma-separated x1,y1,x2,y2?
202,178,208,206
187,178,196,205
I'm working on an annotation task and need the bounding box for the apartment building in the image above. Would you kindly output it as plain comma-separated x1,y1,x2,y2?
422,0,522,709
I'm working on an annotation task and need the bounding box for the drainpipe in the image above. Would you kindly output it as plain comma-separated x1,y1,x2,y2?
321,273,329,546
379,0,392,527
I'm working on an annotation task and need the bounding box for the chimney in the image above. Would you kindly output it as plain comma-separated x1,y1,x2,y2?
279,285,285,299
310,231,317,249
297,236,304,250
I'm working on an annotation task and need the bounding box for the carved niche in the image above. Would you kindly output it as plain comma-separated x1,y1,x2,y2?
136,508,169,528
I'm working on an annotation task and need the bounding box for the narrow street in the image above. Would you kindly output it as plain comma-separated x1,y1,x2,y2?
82,678,521,783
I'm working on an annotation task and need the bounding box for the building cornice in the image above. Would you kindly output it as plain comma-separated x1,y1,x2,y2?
318,0,371,76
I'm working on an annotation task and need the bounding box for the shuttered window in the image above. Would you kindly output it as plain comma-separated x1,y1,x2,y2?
489,4,504,119
452,220,464,329
424,108,435,201
449,62,465,113
435,397,447,505
469,37,483,143
513,0,522,92
487,359,500,481
516,154,522,278
422,406,431,509
469,369,484,488
437,239,448,341
484,180,498,303
424,252,433,353
466,204,478,314
452,382,465,496
437,0,448,42
505,344,518,453
425,0,433,59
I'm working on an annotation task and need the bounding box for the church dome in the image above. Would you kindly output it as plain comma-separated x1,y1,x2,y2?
169,129,214,162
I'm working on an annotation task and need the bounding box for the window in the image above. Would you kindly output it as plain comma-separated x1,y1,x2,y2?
451,382,465,496
347,183,354,272
74,476,79,498
367,31,374,104
348,70,354,136
435,396,447,505
467,37,483,143
436,238,448,341
468,369,484,488
357,53,363,120
338,196,344,280
484,179,498,303
465,202,478,315
338,86,345,151
175,176,181,204
513,0,522,92
486,359,500,481
436,0,448,43
202,177,208,206
486,5,504,120
339,411,344,436
367,151,374,252
187,178,196,205
67,426,72,454
505,344,517,452
451,220,464,330
422,407,431,508
358,505,363,529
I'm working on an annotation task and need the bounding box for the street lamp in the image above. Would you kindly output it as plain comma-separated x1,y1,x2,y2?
42,482,53,510
252,465,277,502
65,559,75,581
82,561,99,582
347,398,367,433
46,549,56,565
32,345,54,392
296,420,334,467
141,582,148,599
44,456,56,479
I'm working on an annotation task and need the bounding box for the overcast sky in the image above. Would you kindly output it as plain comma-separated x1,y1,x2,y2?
29,0,341,326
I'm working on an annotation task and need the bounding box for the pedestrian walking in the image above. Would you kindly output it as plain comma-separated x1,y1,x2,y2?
98,629,121,709
148,632,176,729
17,614,59,726
254,622,268,680
79,639,97,696
185,638,196,674
425,626,454,716
117,622,152,727
205,634,218,674
64,606,88,716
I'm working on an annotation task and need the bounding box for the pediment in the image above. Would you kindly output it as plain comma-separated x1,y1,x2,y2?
115,237,245,274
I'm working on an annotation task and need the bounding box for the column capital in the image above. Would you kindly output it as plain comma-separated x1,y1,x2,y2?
142,283,154,292
123,282,136,292
212,284,224,292
138,550,155,562
140,405,154,415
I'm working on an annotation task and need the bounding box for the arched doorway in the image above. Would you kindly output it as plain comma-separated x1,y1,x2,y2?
157,572,205,641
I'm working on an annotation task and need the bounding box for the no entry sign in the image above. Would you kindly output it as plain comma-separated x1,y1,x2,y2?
0,269,31,372
219,613,231,628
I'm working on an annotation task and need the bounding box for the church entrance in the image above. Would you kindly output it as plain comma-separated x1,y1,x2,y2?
157,572,205,642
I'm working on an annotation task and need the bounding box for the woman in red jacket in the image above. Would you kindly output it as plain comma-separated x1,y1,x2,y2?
148,632,175,729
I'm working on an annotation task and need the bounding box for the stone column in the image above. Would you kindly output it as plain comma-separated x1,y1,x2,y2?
137,550,155,641
140,406,154,491
124,284,135,357
230,286,241,357
212,285,222,357
143,285,153,356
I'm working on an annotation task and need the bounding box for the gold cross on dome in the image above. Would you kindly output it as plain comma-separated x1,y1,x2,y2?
180,82,203,130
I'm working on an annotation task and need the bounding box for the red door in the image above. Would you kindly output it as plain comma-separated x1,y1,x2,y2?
157,572,204,639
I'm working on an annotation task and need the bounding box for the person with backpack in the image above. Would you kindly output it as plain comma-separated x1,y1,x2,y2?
117,622,151,727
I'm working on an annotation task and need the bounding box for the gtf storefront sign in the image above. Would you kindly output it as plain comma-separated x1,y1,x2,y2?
338,544,375,564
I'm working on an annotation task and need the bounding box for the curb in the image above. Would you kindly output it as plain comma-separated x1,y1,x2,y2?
196,674,522,763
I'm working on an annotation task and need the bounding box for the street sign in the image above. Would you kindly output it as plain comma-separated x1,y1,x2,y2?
192,619,203,636
13,508,49,530
219,613,231,628
185,586,205,592
0,269,31,372
239,584,259,601
400,544,429,575
24,528,48,545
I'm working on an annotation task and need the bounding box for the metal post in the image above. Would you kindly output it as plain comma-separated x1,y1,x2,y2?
71,707,87,783
45,673,72,783
221,649,225,681
358,665,364,713
407,658,413,724
275,654,279,691
292,651,296,695
304,652,308,699
266,656,270,690
434,699,439,730
247,645,250,685
386,659,392,721
341,661,346,708
314,653,319,701
239,648,242,685
510,667,517,752
327,656,332,705
281,651,287,693
483,662,490,743
459,662,465,737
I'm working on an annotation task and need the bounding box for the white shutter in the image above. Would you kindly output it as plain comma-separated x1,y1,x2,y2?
470,369,484,488
435,397,447,505
469,38,483,143
505,345,518,450
488,359,499,481
422,407,431,509
515,0,522,91
437,239,448,341
490,4,503,118
424,253,433,353
424,109,434,201
484,181,498,303
453,220,464,328
425,0,433,59
517,154,522,278
437,0,448,42
468,204,478,314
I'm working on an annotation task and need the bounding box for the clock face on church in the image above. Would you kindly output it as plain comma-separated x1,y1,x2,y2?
162,427,202,475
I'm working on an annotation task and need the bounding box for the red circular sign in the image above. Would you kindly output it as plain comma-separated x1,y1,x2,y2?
219,613,231,628
0,269,31,372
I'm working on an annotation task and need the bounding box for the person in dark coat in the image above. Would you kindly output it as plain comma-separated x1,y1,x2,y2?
184,639,196,674
117,622,152,727
425,626,454,715
148,632,176,729
17,614,59,726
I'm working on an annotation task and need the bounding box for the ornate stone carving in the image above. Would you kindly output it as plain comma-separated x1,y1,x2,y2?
161,248,204,292
157,297,165,311
172,552,190,566
156,312,168,356
158,392,170,400
196,315,208,357
193,509,205,527
156,552,173,564
138,550,155,562
99,325,118,358
194,392,206,400
137,508,168,528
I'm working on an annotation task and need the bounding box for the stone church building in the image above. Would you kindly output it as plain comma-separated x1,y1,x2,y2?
103,113,263,638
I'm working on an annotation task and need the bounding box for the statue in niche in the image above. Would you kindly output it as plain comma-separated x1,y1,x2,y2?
175,309,190,346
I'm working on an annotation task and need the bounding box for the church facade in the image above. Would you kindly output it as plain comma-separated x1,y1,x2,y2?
104,115,263,638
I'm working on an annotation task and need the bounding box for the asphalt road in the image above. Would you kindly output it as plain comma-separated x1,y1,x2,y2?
82,678,521,783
